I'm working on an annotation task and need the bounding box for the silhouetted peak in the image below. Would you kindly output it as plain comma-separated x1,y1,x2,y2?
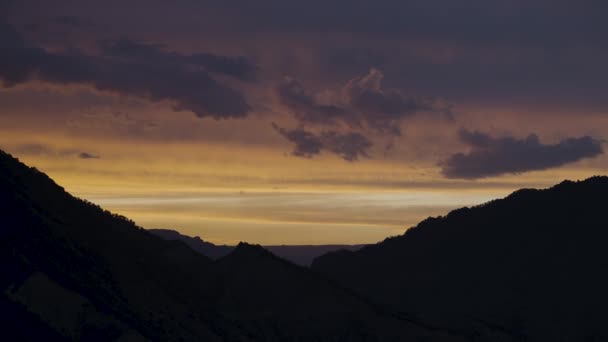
232,242,271,258
217,242,283,270
499,176,608,204
554,175,608,189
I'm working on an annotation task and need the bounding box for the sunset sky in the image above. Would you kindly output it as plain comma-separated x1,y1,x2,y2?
1,0,607,244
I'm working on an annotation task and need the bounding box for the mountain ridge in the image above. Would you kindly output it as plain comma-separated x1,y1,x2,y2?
312,174,608,341
148,228,366,266
5,148,608,340
0,149,464,341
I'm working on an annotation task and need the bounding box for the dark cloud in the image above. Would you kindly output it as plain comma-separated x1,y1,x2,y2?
101,39,257,81
3,1,608,163
345,68,444,135
6,1,608,110
441,129,604,179
272,123,372,161
272,123,323,158
276,68,450,136
274,68,449,161
10,1,608,45
53,15,94,28
275,78,347,126
320,131,372,162
202,0,608,46
78,152,100,159
6,143,101,160
245,0,606,110
11,143,54,156
0,23,251,119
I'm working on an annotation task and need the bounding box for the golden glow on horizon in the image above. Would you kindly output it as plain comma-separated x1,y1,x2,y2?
2,100,607,245
88,190,499,244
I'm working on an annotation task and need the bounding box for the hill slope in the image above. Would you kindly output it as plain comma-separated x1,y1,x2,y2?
313,177,608,341
0,150,463,341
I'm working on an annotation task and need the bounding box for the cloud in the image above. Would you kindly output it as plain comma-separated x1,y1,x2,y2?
6,143,101,160
0,23,251,119
441,129,604,179
101,39,257,82
53,15,94,28
274,68,450,161
197,0,608,51
320,131,372,161
275,78,347,126
344,68,447,135
10,143,55,156
6,1,608,111
78,152,100,159
272,123,372,161
272,123,323,158
276,68,450,136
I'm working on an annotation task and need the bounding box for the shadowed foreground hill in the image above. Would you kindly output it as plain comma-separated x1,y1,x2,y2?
0,150,463,341
313,176,608,341
149,228,365,266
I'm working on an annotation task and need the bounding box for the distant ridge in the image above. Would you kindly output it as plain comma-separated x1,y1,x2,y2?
149,228,366,266
149,228,234,259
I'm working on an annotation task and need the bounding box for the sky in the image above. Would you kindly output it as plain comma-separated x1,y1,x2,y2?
1,0,607,244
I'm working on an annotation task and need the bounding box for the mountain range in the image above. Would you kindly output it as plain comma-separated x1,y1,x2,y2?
2,148,608,341
148,228,365,266
0,150,462,341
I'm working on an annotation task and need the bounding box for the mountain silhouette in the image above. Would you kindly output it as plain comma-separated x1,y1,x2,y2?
149,228,365,266
313,176,608,341
149,228,234,259
0,150,463,341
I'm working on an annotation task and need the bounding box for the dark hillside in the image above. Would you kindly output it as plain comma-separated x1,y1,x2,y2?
0,150,462,341
313,177,608,341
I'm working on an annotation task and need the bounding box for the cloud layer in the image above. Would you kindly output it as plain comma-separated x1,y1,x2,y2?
442,130,604,179
101,39,258,82
273,68,452,161
276,78,347,126
0,23,252,119
272,124,372,161
276,68,449,136
78,152,100,159
5,143,101,160
2,1,608,178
